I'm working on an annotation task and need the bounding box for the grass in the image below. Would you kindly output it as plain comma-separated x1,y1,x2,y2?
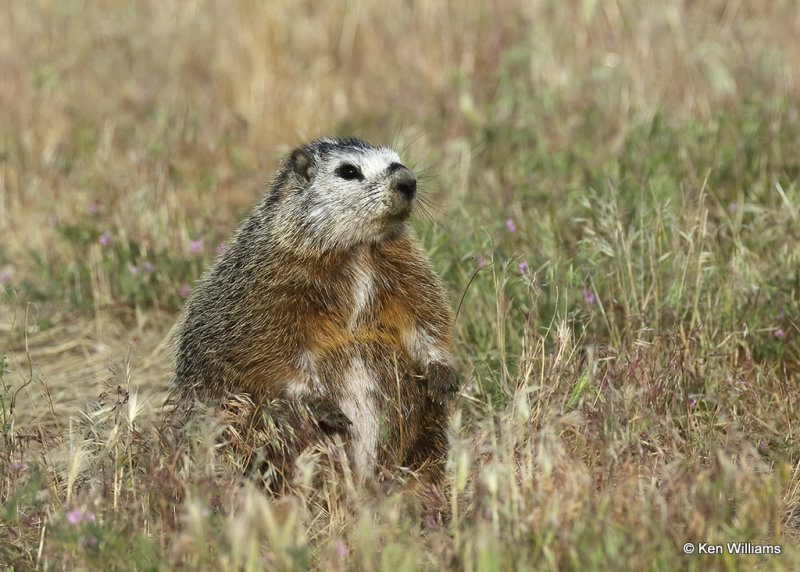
2,0,800,569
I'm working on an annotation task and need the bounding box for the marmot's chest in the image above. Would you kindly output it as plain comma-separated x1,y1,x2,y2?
347,261,377,330
293,262,417,477
302,263,410,357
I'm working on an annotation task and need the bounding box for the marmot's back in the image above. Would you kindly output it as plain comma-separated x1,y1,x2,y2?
173,137,459,483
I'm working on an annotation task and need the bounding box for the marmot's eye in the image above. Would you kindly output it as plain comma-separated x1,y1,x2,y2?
335,163,364,181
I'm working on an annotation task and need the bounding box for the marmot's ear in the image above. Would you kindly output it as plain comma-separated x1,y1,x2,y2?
288,147,316,184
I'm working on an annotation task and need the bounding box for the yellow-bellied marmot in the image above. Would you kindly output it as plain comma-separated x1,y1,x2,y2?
173,137,458,488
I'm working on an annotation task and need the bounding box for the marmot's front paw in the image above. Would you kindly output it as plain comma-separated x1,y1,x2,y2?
426,362,460,404
309,401,352,435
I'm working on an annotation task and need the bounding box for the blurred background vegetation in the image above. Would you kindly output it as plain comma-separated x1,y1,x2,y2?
2,1,798,312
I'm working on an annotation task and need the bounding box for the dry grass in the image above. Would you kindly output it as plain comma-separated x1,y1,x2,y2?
2,0,800,569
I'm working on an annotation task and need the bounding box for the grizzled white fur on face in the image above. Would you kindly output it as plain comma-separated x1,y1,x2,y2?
269,138,417,253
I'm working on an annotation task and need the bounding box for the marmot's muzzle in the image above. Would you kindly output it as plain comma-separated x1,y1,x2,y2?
390,167,417,201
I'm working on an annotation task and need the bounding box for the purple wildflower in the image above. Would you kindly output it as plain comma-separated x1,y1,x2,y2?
142,261,155,273
476,255,486,269
8,461,24,470
179,283,192,297
518,261,529,273
216,242,227,255
465,383,473,393
0,272,10,285
87,201,100,214
759,440,768,450
66,508,95,525
505,218,516,232
581,288,595,304
775,328,785,337
189,239,203,253
777,309,785,319
335,541,348,556
98,231,112,246
688,397,697,408
129,265,139,275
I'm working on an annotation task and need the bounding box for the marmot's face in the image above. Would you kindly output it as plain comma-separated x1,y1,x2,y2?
276,139,418,253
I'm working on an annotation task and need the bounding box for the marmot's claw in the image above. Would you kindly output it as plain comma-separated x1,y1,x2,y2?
310,401,352,435
426,362,460,404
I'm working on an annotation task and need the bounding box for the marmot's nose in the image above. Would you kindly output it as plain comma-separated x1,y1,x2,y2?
392,167,417,201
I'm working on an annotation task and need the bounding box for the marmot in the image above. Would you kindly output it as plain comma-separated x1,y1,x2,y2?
173,137,459,489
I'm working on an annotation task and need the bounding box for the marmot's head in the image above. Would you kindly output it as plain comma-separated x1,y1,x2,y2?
265,138,418,254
